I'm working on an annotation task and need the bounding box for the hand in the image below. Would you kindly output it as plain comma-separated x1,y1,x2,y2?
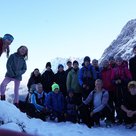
83,84,86,88
127,110,133,117
90,111,94,117
118,80,121,84
86,86,90,90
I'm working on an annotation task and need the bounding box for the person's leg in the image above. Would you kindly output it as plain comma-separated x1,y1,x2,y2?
13,79,20,104
0,77,12,100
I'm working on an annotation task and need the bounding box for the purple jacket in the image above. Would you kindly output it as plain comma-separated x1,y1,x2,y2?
83,89,109,113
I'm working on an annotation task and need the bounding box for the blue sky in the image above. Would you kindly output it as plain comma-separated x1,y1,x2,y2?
0,0,136,80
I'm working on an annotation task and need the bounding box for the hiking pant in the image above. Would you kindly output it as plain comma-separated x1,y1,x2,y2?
0,77,20,103
122,110,136,124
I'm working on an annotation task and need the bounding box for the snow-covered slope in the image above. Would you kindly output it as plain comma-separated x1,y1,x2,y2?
100,19,136,63
0,101,136,136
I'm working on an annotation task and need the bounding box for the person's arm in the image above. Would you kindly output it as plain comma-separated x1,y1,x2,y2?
66,72,72,91
6,54,16,77
83,91,93,105
78,68,83,86
31,94,44,111
121,105,130,113
93,91,109,113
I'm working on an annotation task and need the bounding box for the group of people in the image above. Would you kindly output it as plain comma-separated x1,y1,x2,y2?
0,33,136,129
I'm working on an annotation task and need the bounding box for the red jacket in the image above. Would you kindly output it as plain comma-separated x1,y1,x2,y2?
111,64,132,84
0,38,3,56
101,67,114,91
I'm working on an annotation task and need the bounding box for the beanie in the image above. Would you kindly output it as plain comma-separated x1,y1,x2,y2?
46,62,51,68
3,34,14,42
84,56,90,62
58,64,64,69
52,83,60,92
73,60,79,65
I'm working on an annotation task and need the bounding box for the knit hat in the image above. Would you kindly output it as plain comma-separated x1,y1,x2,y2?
73,60,79,65
58,64,64,69
128,81,136,89
52,83,60,92
3,34,14,42
67,60,72,65
46,62,51,68
84,56,90,62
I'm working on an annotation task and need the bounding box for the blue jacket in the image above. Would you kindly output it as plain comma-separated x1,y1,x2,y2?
31,91,47,112
46,91,64,113
78,64,97,86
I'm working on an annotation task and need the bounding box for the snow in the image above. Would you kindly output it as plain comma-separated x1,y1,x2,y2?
0,88,136,136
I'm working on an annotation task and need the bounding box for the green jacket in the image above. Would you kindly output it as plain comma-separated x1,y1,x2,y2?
66,68,81,93
5,53,27,81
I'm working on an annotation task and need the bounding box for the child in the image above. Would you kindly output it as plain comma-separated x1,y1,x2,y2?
46,83,65,122
0,34,14,57
65,89,78,123
0,46,28,105
121,81,136,129
30,83,48,120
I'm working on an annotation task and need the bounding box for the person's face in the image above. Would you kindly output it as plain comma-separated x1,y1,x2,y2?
67,62,72,68
95,81,103,90
109,59,115,65
116,60,122,66
54,88,59,93
19,46,27,56
37,84,43,93
69,92,74,97
46,66,51,71
73,63,79,69
103,60,109,68
58,67,63,72
3,39,12,47
92,60,98,67
84,61,90,67
34,70,40,77
129,87,136,95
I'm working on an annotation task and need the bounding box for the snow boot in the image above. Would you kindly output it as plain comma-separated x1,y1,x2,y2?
1,95,5,100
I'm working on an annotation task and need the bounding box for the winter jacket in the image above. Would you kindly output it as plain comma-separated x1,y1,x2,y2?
129,55,136,81
65,67,73,77
66,68,81,93
54,70,67,96
27,73,42,90
41,69,54,92
0,38,9,57
93,66,102,79
46,91,64,113
5,53,27,80
111,64,132,85
31,91,47,112
83,89,109,113
78,64,97,87
101,67,114,91
122,91,136,111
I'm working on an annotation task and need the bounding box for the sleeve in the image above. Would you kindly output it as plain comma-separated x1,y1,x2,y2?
93,91,109,113
6,54,16,77
66,72,72,91
83,91,93,105
78,68,83,86
46,93,53,110
31,94,44,111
